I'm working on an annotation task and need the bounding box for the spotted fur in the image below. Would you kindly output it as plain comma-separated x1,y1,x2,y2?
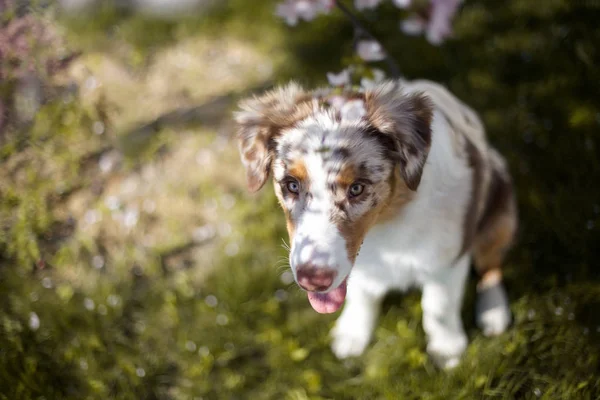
234,79,518,369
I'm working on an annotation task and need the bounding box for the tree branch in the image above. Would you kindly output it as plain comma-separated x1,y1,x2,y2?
333,0,401,79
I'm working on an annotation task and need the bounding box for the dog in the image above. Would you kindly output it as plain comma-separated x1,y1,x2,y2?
234,78,517,368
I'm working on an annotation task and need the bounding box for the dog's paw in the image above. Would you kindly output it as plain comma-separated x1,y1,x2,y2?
476,282,511,337
426,334,467,370
477,306,511,337
428,352,461,370
331,331,370,359
330,323,371,359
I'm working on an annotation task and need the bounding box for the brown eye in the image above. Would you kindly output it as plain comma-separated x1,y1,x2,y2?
348,183,365,197
286,180,300,194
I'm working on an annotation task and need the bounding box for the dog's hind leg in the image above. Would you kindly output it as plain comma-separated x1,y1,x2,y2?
473,150,518,337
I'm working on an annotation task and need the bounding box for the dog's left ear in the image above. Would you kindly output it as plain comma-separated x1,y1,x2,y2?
365,81,434,191
234,83,307,192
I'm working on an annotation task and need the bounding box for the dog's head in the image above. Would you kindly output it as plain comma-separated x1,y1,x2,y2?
234,80,433,313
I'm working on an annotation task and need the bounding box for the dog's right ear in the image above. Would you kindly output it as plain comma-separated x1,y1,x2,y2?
365,80,434,191
234,83,307,192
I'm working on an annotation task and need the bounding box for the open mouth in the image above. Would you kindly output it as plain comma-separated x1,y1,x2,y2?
306,278,348,314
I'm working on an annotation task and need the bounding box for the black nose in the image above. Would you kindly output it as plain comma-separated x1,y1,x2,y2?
296,264,337,292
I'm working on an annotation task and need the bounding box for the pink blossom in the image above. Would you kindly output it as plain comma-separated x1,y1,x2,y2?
397,0,462,45
392,0,411,8
356,39,386,61
425,0,462,45
276,2,299,25
326,69,351,86
399,15,426,36
354,0,382,11
276,0,333,26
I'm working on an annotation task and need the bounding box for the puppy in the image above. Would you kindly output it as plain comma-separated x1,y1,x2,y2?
234,79,517,368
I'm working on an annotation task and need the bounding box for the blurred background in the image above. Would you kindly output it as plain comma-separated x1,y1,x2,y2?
0,0,599,398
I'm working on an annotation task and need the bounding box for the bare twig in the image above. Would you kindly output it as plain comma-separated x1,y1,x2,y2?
333,0,401,78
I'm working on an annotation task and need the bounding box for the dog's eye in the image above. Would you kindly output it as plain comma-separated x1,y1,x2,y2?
348,183,365,197
286,180,300,194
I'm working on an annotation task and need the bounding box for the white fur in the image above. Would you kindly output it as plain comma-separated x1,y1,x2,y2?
279,113,390,291
289,150,351,290
331,108,474,368
477,305,512,337
249,82,496,368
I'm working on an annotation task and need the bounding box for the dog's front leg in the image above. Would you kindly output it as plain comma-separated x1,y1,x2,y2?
421,256,470,369
330,278,384,359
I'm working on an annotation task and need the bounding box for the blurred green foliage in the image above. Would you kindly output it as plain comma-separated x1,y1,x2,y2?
1,0,600,399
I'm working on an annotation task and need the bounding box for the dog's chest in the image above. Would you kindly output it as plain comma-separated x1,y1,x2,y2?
353,205,460,291
350,110,473,292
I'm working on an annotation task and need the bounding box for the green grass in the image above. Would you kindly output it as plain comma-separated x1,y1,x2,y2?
1,0,600,399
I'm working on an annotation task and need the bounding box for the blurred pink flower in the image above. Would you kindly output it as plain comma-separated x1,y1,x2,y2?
400,0,462,45
392,0,411,8
275,2,300,26
276,0,333,26
425,0,462,45
326,68,351,86
356,39,386,61
354,0,382,11
399,14,426,36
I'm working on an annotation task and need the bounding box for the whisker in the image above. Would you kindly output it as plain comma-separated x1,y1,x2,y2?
274,258,291,271
275,266,289,274
274,260,289,267
276,266,290,275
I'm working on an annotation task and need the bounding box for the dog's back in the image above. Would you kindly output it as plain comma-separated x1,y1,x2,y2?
400,79,517,275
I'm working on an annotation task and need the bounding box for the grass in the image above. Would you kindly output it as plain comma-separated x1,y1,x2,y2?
1,0,600,399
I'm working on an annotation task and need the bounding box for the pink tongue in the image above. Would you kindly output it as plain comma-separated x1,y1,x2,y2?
307,279,347,314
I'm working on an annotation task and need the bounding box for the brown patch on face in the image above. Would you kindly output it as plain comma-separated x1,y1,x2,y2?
285,213,296,244
288,159,308,182
277,158,310,242
334,170,401,262
331,150,416,262
338,208,381,264
375,168,414,223
336,163,356,188
275,193,297,243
